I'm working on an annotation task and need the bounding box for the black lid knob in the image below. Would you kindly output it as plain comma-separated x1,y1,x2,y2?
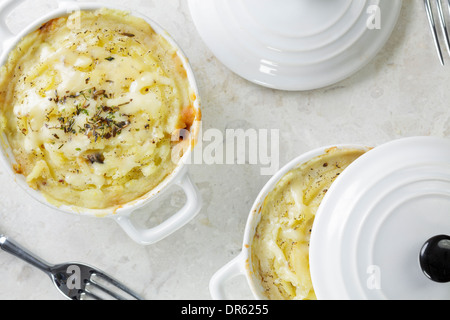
420,235,450,283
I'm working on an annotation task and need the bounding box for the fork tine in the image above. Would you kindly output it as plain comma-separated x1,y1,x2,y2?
425,0,445,65
447,0,450,34
92,272,143,300
81,290,104,300
436,0,450,54
87,280,127,300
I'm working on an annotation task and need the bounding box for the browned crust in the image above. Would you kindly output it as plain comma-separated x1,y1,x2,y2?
38,18,63,34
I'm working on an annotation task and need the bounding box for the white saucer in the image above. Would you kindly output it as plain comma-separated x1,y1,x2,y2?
188,0,403,91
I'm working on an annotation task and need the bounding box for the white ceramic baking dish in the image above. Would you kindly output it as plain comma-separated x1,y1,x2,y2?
0,0,202,245
209,144,370,299
211,136,450,300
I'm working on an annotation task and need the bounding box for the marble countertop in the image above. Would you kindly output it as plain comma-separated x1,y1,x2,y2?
0,0,448,300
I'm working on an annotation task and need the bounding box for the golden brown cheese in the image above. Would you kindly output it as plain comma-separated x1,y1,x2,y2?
0,9,198,210
251,147,367,300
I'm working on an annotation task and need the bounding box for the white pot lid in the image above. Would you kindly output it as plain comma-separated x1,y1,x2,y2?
310,137,450,300
188,0,402,91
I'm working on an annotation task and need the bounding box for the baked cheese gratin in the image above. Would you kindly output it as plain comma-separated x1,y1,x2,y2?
0,9,199,210
251,147,367,300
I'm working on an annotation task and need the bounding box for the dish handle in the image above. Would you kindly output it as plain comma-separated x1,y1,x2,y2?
113,169,202,245
0,0,78,52
209,252,247,300
0,0,25,50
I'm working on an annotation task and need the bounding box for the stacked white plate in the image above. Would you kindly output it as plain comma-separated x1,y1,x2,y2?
188,0,403,91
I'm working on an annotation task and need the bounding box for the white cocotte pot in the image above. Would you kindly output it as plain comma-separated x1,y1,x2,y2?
210,136,450,300
0,0,202,245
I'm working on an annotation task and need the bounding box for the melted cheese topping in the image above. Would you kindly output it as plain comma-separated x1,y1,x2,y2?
251,148,366,300
0,9,198,210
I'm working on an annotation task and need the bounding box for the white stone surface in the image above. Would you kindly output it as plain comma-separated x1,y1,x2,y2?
0,0,448,300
